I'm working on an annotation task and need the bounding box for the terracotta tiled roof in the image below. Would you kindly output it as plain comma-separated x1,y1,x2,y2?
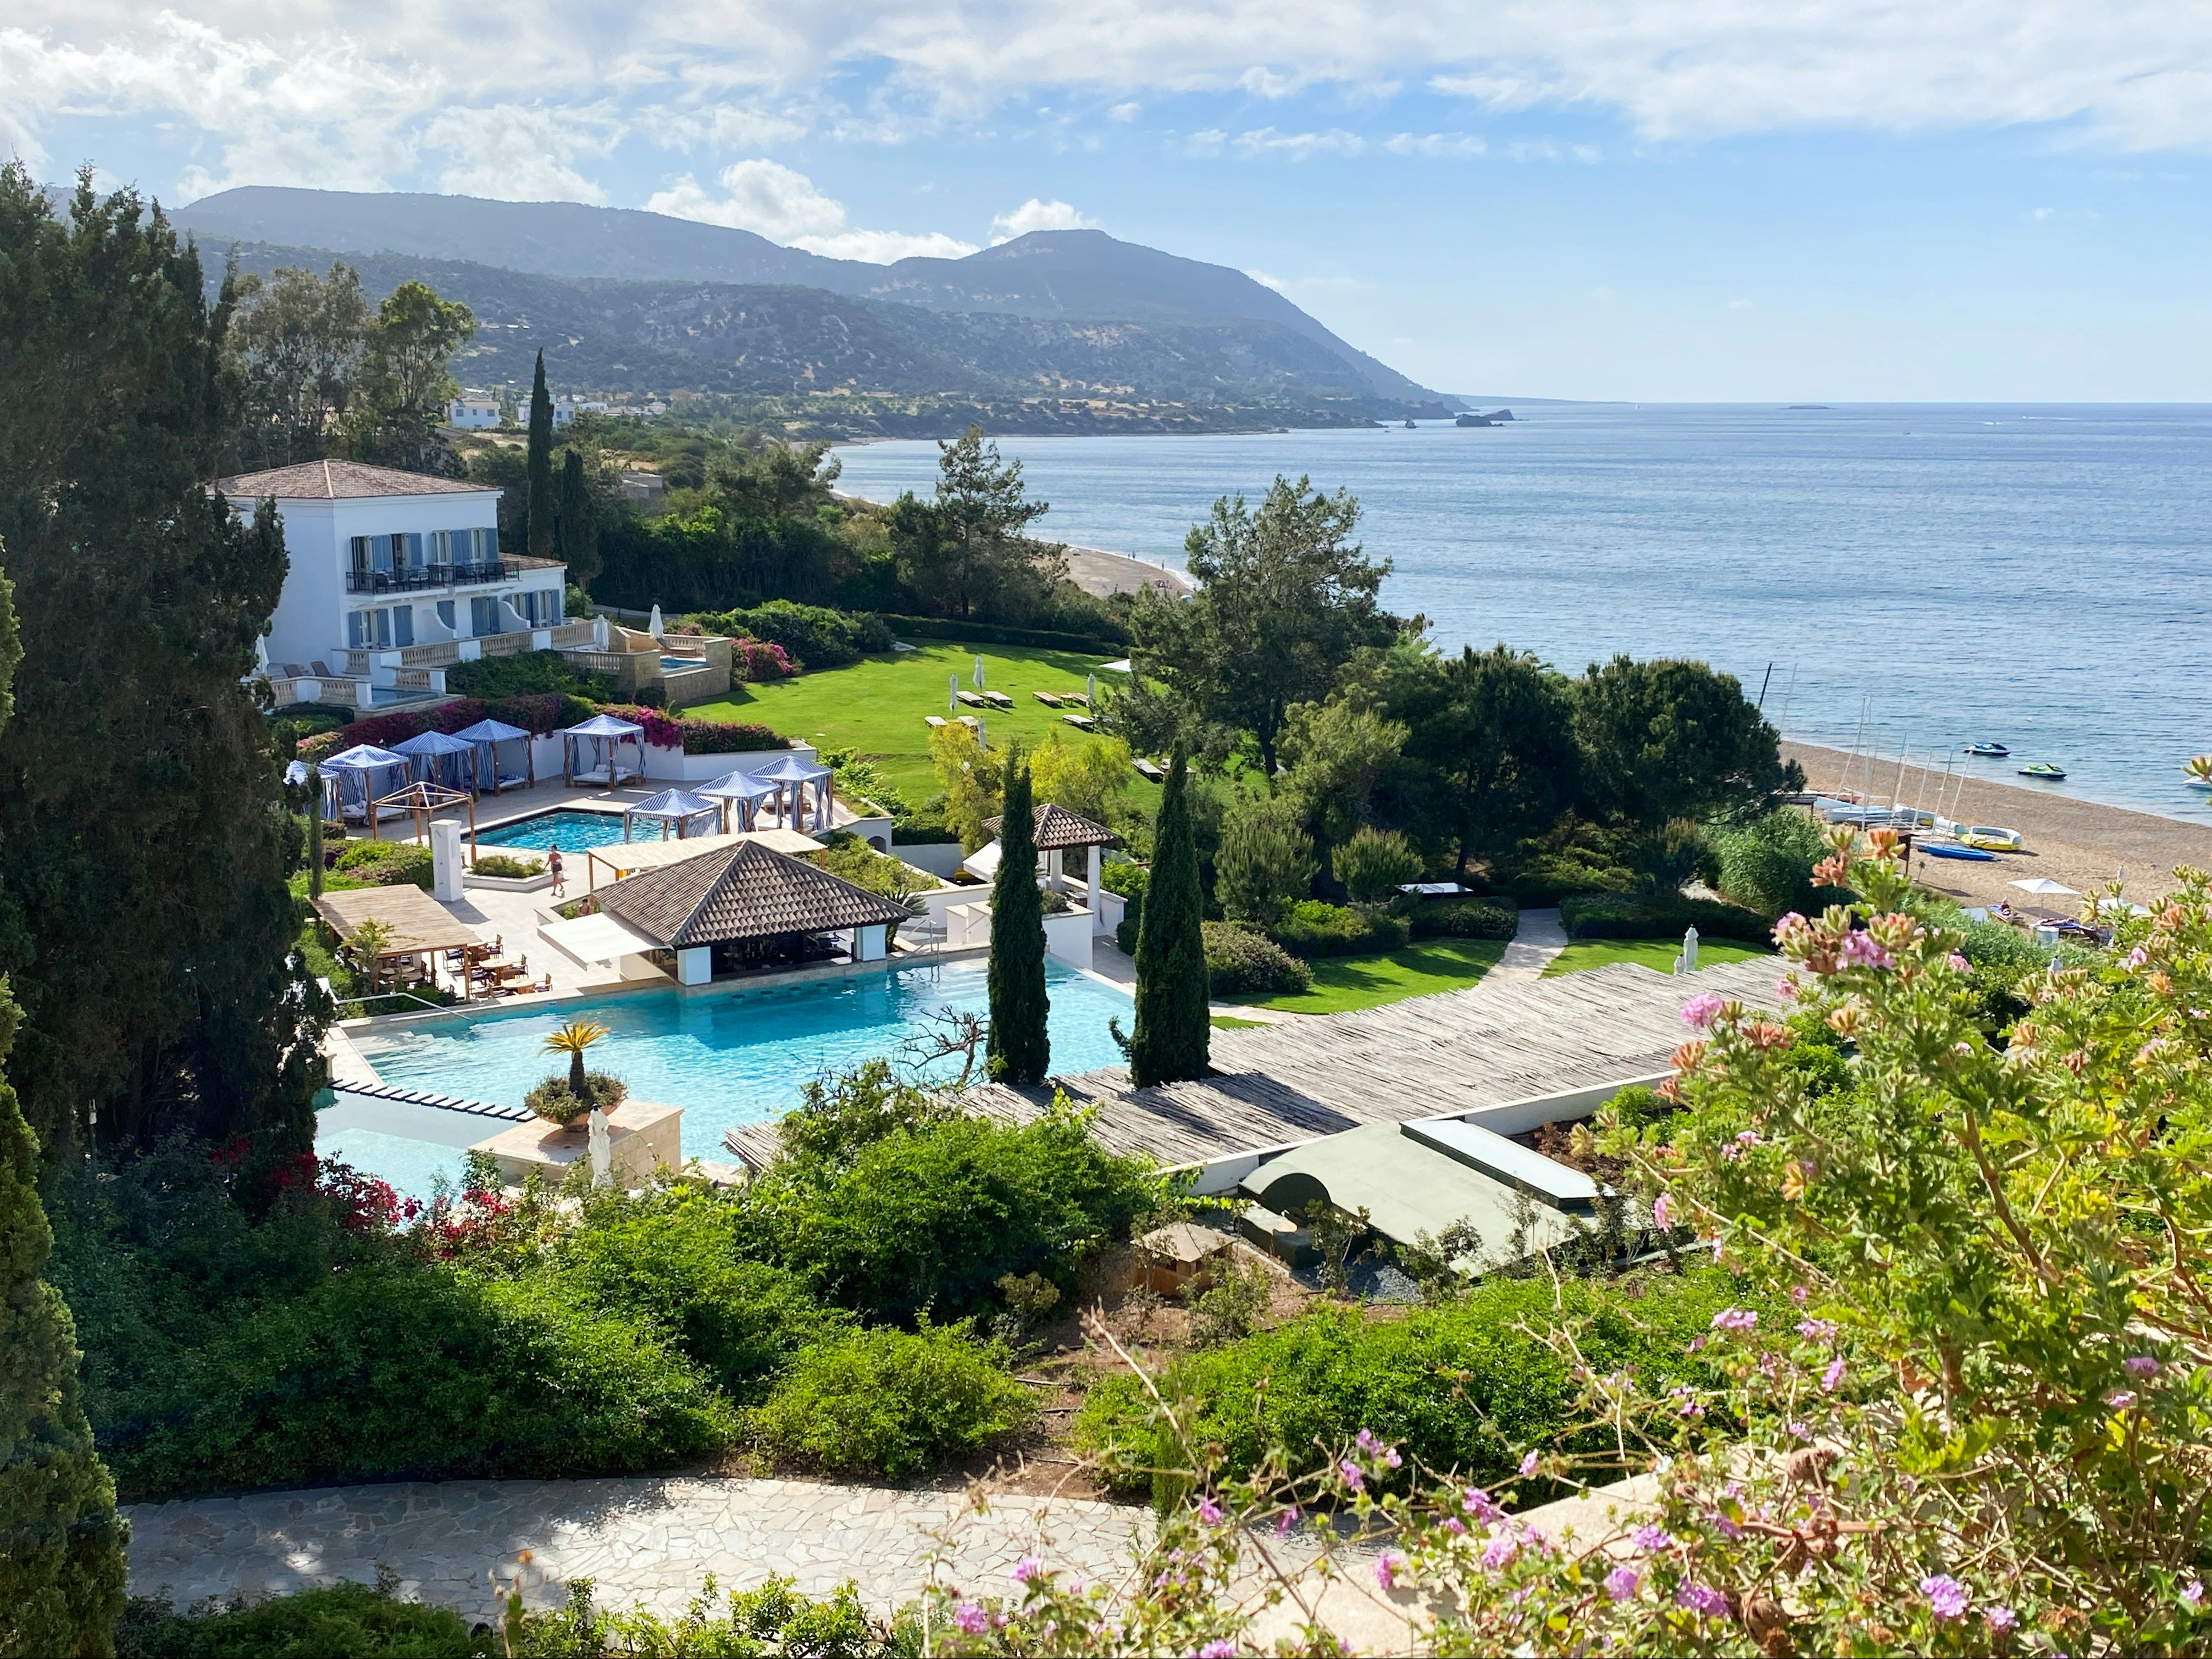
215,459,490,500
598,840,911,948
984,801,1121,851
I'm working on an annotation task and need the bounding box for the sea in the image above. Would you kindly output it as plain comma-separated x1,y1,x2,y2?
833,405,2212,823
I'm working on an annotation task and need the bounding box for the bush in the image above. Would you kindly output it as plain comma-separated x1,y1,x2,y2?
1266,900,1411,959
673,718,789,756
1332,827,1422,903
691,602,892,669
332,839,434,891
752,1108,1158,1323
1407,895,1518,940
1104,861,1146,953
523,1072,626,1126
881,613,1127,652
446,649,614,703
469,852,544,879
1216,795,1315,925
1558,891,1772,944
486,692,598,735
115,1579,481,1659
1202,920,1312,996
1707,806,1830,917
1073,1271,1770,1499
750,1322,1036,1480
731,637,795,681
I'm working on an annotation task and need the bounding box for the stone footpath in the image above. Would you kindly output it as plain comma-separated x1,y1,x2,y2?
125,1475,1147,1625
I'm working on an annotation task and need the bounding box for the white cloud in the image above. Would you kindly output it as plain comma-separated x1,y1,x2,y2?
990,196,1097,239
423,104,622,203
645,158,977,260
1383,131,1487,157
1244,268,1285,290
1185,127,1228,157
1109,100,1140,121
1232,127,1365,159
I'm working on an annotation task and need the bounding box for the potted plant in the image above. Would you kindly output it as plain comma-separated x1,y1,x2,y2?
526,1018,627,1127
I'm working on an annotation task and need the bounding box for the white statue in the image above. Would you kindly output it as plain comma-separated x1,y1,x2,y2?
1682,924,1701,973
587,1107,613,1189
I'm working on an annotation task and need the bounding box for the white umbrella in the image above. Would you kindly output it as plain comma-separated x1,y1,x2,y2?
973,654,986,688
949,673,958,713
2009,878,2078,896
978,717,988,749
1099,658,1134,673
648,602,664,638
1086,672,1097,704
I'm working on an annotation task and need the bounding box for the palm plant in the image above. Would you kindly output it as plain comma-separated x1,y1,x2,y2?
541,1018,609,1098
348,919,392,995
2186,754,2212,787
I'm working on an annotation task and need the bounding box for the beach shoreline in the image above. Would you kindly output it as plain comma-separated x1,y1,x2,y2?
1784,740,2212,907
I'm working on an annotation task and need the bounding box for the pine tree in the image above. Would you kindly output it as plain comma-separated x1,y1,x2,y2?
525,351,555,561
986,749,1051,1084
0,167,325,1155
555,447,600,591
1130,744,1210,1087
0,545,127,1658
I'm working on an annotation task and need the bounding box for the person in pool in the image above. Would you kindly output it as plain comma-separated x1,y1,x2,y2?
547,847,566,896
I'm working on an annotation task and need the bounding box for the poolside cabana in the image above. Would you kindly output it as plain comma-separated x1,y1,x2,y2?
585,826,821,892
982,801,1122,929
312,885,485,1001
452,718,536,793
365,779,479,859
753,752,834,832
623,788,720,842
392,729,480,795
561,713,646,788
700,770,780,834
320,744,412,824
597,838,912,985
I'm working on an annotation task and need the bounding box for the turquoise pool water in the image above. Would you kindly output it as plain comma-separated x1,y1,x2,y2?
475,808,680,852
350,959,1132,1170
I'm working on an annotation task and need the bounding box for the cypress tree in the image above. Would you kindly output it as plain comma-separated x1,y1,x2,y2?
305,764,325,900
0,543,127,1657
0,167,325,1155
525,350,554,561
555,447,600,591
1130,744,1209,1087
986,748,1051,1084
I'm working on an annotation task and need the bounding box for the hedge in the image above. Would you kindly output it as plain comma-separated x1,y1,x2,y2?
690,602,895,669
293,692,597,760
1266,900,1411,959
1558,892,1774,944
445,648,613,702
883,613,1129,653
1407,895,1519,941
1203,921,1312,996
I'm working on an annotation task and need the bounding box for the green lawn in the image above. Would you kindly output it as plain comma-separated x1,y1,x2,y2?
681,641,1140,806
1226,937,1509,1015
1541,938,1772,978
1210,1015,1270,1030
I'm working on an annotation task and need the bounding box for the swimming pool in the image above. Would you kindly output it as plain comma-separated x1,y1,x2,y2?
475,808,681,852
348,958,1132,1172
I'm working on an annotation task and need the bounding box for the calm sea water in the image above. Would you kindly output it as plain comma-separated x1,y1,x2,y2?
834,406,2212,822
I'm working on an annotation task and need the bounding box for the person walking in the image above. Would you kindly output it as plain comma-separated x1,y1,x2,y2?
548,847,567,897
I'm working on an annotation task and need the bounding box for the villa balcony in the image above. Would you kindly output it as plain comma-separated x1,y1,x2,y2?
345,561,512,595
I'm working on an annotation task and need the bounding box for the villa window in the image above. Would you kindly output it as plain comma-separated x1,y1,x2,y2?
436,600,456,631
373,608,392,649
350,536,372,577
346,611,366,648
471,596,500,635
372,536,393,576
477,528,499,562
393,606,414,647
430,530,452,567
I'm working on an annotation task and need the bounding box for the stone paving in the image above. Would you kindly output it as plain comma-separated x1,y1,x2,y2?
124,1475,1151,1625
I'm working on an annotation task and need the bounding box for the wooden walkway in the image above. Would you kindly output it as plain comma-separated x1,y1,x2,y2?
965,959,1777,1167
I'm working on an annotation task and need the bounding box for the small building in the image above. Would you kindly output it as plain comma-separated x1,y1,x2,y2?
447,397,506,430
587,838,914,986
218,459,574,709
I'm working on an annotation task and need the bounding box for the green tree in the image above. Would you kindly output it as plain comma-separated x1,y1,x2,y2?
1215,794,1315,925
1029,729,1131,826
1130,476,1396,782
224,261,369,470
0,166,328,1153
929,722,1004,852
304,765,325,901
1572,654,1800,833
986,750,1051,1085
340,280,473,472
1363,643,1582,879
555,447,600,591
1129,746,1208,1087
525,351,555,560
891,425,1057,618
1276,694,1409,856
0,546,127,1658
1332,826,1422,902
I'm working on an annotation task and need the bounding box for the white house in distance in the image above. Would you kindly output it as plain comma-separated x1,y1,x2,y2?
447,393,589,431
220,458,587,708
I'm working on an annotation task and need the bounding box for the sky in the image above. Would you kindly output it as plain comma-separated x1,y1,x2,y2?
4,2,2210,401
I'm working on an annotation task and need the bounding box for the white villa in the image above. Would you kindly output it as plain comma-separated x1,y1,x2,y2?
221,458,591,709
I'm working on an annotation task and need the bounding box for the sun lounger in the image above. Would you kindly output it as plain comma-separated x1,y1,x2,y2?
1133,758,1166,782
956,690,988,706
982,690,1014,708
1033,691,1065,707
956,715,981,730
925,714,949,728
1062,713,1097,731
311,661,334,678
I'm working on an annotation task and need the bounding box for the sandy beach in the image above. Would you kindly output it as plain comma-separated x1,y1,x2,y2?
1784,741,2212,909
1060,543,1193,600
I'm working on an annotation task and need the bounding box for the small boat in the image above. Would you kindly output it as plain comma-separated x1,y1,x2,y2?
1920,842,1996,862
1964,742,2009,758
2018,762,2067,781
1959,825,2023,851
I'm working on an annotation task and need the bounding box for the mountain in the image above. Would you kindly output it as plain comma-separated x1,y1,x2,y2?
168,186,1435,407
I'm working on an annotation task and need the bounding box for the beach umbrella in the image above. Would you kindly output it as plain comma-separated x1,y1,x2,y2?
648,603,664,637
978,717,988,749
950,673,958,713
973,654,986,688
2009,878,2078,896
1086,672,1097,704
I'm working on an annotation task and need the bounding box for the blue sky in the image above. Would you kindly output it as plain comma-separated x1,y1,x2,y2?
6,2,2209,400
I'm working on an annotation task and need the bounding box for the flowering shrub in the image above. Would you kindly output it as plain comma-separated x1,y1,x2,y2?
928,831,2212,1656
675,718,790,756
732,637,795,681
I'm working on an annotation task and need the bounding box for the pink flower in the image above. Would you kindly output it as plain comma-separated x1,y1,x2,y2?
1676,1582,1731,1618
1985,1606,2019,1632
2109,1389,2139,1410
1443,1517,1466,1535
1354,1428,1402,1468
1681,992,1726,1029
1776,975,1799,1001
1462,1486,1504,1524
1339,1460,1364,1494
1822,1357,1847,1392
1604,1565,1642,1602
1948,952,1972,972
1196,1498,1224,1526
2125,1355,2160,1380
1772,912,1809,946
1921,1575,1969,1621
1375,1552,1405,1591
1789,1283,1810,1306
1274,1506,1300,1538
2183,1579,2205,1608
1198,1643,1238,1658
1519,1451,1540,1477
1652,1194,1675,1230
1670,1385,1705,1420
1840,930,1893,969
1711,1307,1759,1333
2127,946,2150,969
1630,1524,1677,1555
1797,1318,1838,1342
1012,1554,1045,1585
1481,1532,1519,1571
953,1600,989,1635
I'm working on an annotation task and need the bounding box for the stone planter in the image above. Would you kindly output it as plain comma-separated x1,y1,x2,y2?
470,1098,684,1189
